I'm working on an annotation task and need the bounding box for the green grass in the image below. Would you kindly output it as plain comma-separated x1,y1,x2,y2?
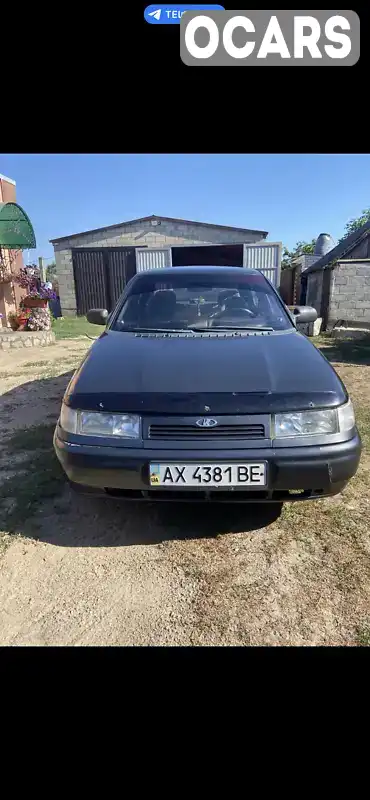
355,406,370,449
356,625,370,646
314,333,370,365
313,335,370,447
52,315,102,340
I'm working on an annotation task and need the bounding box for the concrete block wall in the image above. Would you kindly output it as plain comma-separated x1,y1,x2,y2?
298,254,320,272
54,249,76,314
53,218,265,316
328,260,370,327
53,218,263,251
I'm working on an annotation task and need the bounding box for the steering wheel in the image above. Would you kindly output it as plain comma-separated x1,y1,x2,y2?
210,306,256,321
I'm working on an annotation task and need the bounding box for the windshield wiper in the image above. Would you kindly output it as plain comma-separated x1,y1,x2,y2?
120,327,193,334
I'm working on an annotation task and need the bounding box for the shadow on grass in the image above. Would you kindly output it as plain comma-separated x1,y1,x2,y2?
317,334,370,365
35,491,283,548
0,371,282,548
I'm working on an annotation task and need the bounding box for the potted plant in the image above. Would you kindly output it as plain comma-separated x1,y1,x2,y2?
8,311,19,331
16,307,32,330
27,307,51,331
13,266,56,308
24,295,48,308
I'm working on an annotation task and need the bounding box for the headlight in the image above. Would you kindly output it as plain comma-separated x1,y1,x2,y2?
337,399,356,432
274,400,355,438
60,404,77,434
60,404,140,439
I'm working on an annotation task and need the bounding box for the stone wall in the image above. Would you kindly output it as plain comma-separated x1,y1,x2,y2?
53,218,265,316
0,330,56,350
328,260,370,327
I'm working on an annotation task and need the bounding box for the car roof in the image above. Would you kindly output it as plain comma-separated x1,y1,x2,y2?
134,265,261,278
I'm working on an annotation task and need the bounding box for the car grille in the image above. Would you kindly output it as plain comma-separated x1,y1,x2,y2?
148,423,266,440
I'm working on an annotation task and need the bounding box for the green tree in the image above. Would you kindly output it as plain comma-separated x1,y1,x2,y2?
339,208,370,242
282,239,316,270
45,262,56,281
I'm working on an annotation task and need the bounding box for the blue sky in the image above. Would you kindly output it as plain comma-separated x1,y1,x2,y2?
1,153,370,262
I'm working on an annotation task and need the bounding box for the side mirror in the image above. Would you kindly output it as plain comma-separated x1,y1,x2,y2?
290,306,318,324
87,308,109,326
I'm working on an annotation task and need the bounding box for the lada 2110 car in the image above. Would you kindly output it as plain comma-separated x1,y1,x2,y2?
54,266,361,503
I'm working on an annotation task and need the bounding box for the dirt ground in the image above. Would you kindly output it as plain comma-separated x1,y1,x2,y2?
0,335,370,647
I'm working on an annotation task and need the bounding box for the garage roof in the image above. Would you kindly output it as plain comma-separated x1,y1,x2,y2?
50,214,268,244
305,218,370,273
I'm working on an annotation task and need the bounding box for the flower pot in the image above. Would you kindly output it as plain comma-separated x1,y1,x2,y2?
23,296,47,308
17,315,29,331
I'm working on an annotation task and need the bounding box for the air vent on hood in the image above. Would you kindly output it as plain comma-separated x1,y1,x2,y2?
134,331,272,338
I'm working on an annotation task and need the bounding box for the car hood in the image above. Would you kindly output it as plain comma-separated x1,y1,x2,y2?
65,329,347,414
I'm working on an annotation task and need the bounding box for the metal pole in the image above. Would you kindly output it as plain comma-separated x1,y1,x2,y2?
38,256,46,282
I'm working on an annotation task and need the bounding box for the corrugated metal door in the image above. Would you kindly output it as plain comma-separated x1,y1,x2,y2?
72,249,107,315
243,242,282,287
107,249,136,307
72,248,136,314
135,247,172,272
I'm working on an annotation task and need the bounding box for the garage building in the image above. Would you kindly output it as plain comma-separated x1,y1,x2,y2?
50,214,282,316
280,223,370,331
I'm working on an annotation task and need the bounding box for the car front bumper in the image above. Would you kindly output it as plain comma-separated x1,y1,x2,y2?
53,425,362,503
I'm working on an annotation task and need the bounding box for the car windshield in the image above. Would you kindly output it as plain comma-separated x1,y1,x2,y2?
112,272,292,332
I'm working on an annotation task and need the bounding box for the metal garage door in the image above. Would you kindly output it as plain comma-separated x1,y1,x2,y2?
243,242,282,287
135,247,172,272
72,248,136,314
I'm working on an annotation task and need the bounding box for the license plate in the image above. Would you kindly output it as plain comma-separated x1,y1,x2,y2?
149,463,267,488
